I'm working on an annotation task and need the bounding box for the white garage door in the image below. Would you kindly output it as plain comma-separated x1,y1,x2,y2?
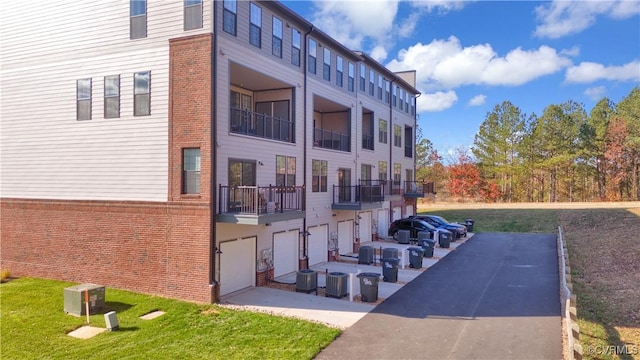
405,205,414,217
337,220,354,255
358,212,371,243
308,225,328,266
377,209,389,238
392,207,402,221
273,231,298,278
220,237,255,296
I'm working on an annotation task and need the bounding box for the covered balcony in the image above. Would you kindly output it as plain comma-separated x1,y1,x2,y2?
331,182,384,211
403,181,435,199
217,185,305,225
313,95,351,152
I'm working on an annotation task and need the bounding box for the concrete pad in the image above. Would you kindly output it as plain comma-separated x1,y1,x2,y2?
139,310,165,320
67,325,106,339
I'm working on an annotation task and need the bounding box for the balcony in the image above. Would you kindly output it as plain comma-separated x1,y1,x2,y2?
217,185,305,225
362,134,374,150
331,183,384,211
230,107,293,143
403,181,434,199
313,128,350,152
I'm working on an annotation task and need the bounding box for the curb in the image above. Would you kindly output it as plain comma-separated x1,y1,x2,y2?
558,226,582,360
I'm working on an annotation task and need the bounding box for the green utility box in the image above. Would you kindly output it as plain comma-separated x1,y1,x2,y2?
64,283,105,316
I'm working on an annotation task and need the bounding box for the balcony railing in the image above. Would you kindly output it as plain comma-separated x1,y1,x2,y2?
219,185,304,215
313,128,350,152
230,107,293,143
362,134,374,150
332,184,384,205
403,181,435,198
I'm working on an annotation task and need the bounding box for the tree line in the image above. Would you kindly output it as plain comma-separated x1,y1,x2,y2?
417,87,640,202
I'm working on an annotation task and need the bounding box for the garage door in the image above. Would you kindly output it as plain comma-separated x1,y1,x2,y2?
220,237,256,296
358,211,371,243
377,209,389,238
337,220,354,255
405,205,414,217
392,207,402,221
273,231,298,278
308,225,328,266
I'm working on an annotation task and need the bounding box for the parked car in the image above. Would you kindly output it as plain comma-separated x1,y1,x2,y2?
411,215,467,239
388,218,451,240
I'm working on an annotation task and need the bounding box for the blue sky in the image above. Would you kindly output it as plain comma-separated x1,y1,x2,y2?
282,0,640,161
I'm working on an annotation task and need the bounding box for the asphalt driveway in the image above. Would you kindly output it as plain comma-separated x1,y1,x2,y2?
315,232,562,360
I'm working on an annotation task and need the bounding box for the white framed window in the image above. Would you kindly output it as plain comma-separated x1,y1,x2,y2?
394,124,401,147
378,161,387,181
308,38,317,74
134,71,150,116
359,64,366,91
323,48,331,81
76,78,91,120
272,16,282,58
369,70,374,96
336,56,343,87
312,159,327,192
378,119,387,144
249,3,262,48
104,75,120,119
348,62,355,92
377,75,383,100
183,148,201,194
291,28,301,66
276,155,296,186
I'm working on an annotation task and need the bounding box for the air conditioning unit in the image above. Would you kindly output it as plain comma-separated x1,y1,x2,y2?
397,230,410,244
358,245,374,264
326,272,348,298
382,247,398,260
296,270,317,293
63,283,105,316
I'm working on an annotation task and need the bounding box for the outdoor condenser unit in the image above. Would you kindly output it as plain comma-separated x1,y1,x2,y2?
326,272,348,298
296,269,318,293
63,283,105,316
382,247,399,260
397,230,410,244
358,246,374,264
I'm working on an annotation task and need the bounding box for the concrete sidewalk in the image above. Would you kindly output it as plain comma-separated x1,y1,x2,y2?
220,235,472,329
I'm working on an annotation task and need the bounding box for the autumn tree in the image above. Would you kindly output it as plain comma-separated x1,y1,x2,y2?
446,149,482,201
617,87,640,200
579,98,615,200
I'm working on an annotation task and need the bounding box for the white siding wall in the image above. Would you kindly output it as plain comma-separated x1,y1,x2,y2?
0,0,212,201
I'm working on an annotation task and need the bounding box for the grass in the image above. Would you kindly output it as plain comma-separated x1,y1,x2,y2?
420,205,640,360
0,278,340,359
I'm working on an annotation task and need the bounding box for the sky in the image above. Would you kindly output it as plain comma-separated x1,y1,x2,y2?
281,0,640,161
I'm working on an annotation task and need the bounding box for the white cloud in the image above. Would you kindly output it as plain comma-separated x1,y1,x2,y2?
468,94,486,106
534,0,640,39
584,86,606,101
386,36,572,90
408,0,468,14
560,46,580,57
417,90,458,112
370,45,388,62
565,60,640,83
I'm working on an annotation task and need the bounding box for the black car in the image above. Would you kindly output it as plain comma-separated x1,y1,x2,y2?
411,215,467,239
388,218,450,240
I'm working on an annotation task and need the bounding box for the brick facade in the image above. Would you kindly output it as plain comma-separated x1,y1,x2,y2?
0,34,217,304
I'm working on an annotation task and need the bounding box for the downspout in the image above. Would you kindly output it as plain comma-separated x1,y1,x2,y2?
210,2,219,302
388,78,395,225
413,92,421,215
302,26,313,264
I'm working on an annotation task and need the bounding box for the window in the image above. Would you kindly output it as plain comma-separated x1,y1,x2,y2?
369,70,374,96
411,96,416,115
392,85,397,107
361,164,372,181
223,0,237,35
377,75,383,100
336,56,343,87
399,88,404,110
348,62,355,92
130,0,147,39
276,155,296,186
406,169,413,182
76,78,91,120
134,71,150,116
378,119,387,144
385,80,390,103
378,161,387,181
359,64,366,91
323,48,331,81
405,92,410,113
308,38,317,74
183,148,201,194
104,75,120,118
394,163,401,183
394,125,401,147
249,3,261,48
184,0,202,30
312,159,327,192
229,159,256,186
291,28,301,66
404,126,413,158
272,16,282,58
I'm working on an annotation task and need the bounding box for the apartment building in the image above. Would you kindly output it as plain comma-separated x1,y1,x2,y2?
0,0,423,303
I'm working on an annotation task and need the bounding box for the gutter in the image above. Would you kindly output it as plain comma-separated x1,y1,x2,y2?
210,2,219,302
302,25,313,261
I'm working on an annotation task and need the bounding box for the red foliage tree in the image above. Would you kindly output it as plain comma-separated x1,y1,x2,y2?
447,151,482,200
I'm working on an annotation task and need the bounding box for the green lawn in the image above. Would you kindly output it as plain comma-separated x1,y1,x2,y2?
1,278,339,359
418,208,561,233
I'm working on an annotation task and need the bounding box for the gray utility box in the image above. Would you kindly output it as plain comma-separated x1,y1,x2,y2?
64,283,105,316
296,269,318,293
358,246,374,265
326,272,348,298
